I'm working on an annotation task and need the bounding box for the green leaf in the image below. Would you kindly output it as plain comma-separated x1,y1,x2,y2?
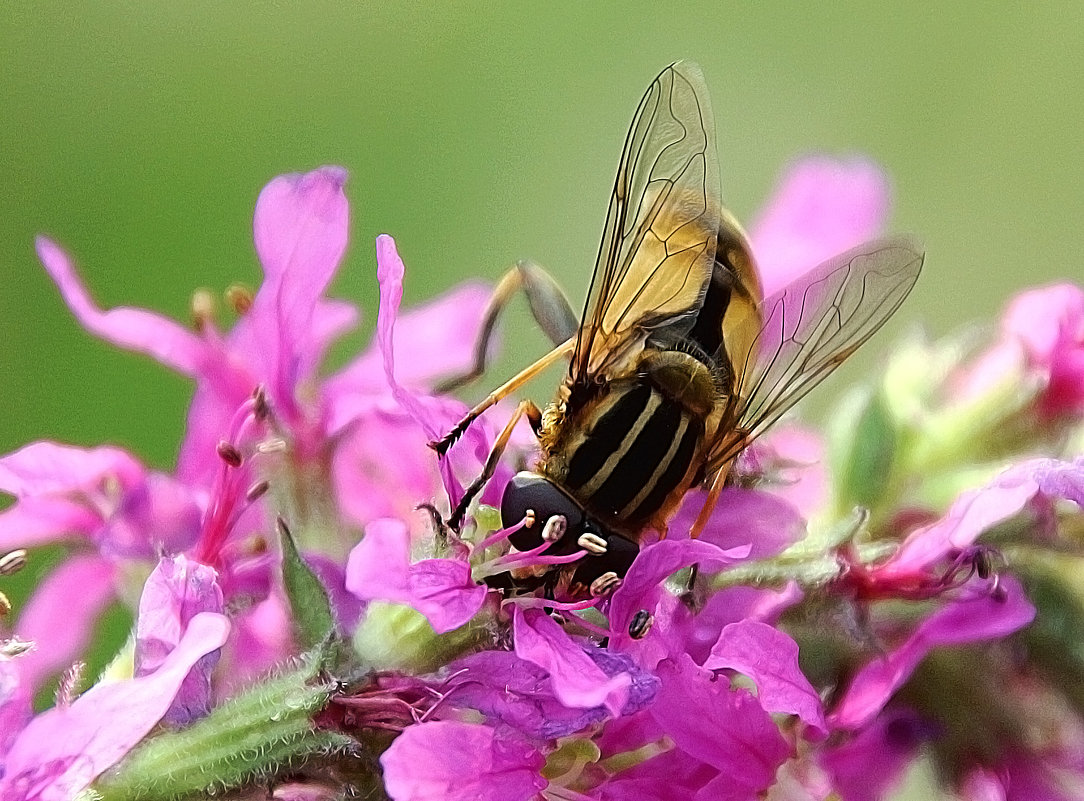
278,518,337,650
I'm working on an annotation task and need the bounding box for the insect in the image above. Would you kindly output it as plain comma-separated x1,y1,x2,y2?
431,62,922,599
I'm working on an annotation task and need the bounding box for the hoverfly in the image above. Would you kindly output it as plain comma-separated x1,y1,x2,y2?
431,62,922,599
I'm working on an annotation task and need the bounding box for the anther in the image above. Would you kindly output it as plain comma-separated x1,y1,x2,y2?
628,609,654,639
524,509,536,528
577,532,608,555
590,572,622,597
257,438,288,454
541,515,567,542
252,385,271,420
0,592,11,617
246,480,271,502
1,637,34,658
0,549,28,576
216,441,244,468
190,289,215,331
225,284,253,315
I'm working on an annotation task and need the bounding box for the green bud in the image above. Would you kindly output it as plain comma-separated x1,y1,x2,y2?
830,387,898,517
353,601,483,674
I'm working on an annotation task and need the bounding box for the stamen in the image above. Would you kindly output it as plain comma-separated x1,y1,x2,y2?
577,532,608,555
190,289,215,332
225,284,253,314
590,572,622,597
1,637,34,658
217,441,244,468
628,609,654,639
542,514,567,542
473,513,533,552
0,549,28,576
246,480,271,502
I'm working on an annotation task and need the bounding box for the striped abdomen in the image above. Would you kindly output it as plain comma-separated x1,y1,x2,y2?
546,370,709,534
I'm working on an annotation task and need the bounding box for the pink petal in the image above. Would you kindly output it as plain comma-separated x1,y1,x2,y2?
380,720,546,801
242,166,350,411
667,487,805,560
651,655,791,790
820,710,926,801
0,612,230,801
0,497,101,549
35,236,207,376
12,554,117,699
883,459,1078,578
608,538,750,657
750,157,890,298
328,281,493,404
830,576,1035,730
0,441,143,497
135,555,224,725
512,606,630,715
344,518,485,634
704,620,826,733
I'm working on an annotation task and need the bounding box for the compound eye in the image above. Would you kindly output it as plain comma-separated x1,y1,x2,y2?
500,472,586,553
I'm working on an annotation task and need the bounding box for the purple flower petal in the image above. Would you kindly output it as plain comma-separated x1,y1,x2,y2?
821,711,931,801
651,655,791,793
667,487,805,560
512,606,630,715
344,518,485,634
135,555,224,726
750,157,890,298
379,720,546,801
831,575,1035,730
0,497,100,549
599,748,721,800
704,619,826,733
0,612,230,801
608,538,749,658
35,236,208,376
884,458,1084,579
0,441,143,496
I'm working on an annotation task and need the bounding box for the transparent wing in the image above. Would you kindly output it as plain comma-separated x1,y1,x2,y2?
707,236,924,469
570,61,721,384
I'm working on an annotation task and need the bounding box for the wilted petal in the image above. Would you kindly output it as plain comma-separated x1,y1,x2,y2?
135,555,224,726
35,237,208,376
831,576,1035,730
0,612,229,801
513,606,630,715
705,620,825,733
750,157,889,297
344,518,485,634
380,720,546,801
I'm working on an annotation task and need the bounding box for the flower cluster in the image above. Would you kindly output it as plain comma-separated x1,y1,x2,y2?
1,159,1082,801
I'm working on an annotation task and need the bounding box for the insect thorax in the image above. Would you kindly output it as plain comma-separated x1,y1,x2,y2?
539,349,717,536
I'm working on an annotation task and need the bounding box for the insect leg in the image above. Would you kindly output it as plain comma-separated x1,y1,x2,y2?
437,260,579,393
430,336,574,455
447,399,543,531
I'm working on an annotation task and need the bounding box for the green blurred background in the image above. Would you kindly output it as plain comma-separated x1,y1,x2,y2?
1,4,1082,795
4,2,1084,466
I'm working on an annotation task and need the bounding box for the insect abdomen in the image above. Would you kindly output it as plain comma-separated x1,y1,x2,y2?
552,352,712,533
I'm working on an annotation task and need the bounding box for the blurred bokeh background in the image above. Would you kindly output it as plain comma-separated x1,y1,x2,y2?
2,5,1083,795
4,2,1084,464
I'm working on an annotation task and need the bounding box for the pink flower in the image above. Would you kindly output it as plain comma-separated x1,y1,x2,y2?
1001,284,1084,419
750,157,890,297
344,518,485,635
0,613,229,801
380,720,547,801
